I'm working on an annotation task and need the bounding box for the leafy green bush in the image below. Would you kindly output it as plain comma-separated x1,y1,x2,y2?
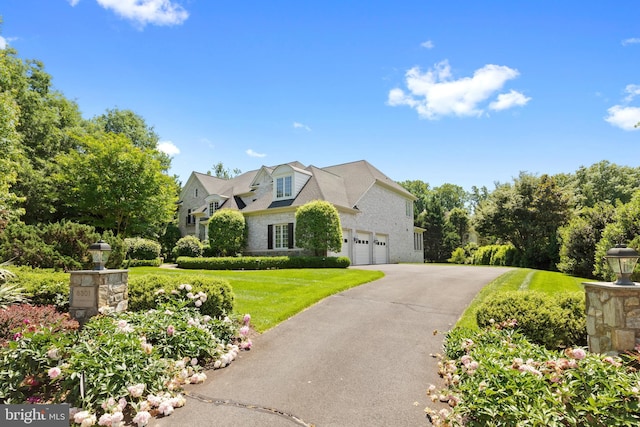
176,255,350,270
428,326,640,426
128,274,235,318
471,244,521,267
0,304,78,346
448,247,467,264
476,291,586,349
124,258,162,268
172,235,203,258
125,237,162,261
159,223,182,261
8,267,70,310
208,209,247,256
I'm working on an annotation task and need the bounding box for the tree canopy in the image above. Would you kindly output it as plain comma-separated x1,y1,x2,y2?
207,209,246,256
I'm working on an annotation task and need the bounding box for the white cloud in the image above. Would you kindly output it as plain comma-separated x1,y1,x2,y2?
605,106,640,131
246,149,266,158
293,122,311,131
157,141,180,156
421,40,435,49
624,84,640,102
95,0,189,27
622,38,640,46
68,0,81,6
0,36,6,50
489,89,531,111
388,60,526,119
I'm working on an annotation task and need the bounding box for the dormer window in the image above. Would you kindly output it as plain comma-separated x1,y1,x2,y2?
276,175,293,199
209,201,219,216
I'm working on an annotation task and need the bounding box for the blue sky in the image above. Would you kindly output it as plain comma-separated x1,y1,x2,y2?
2,1,639,191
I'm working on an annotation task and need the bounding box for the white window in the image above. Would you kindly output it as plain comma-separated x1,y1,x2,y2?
274,224,289,249
276,175,293,199
414,232,423,251
406,200,413,218
209,201,219,216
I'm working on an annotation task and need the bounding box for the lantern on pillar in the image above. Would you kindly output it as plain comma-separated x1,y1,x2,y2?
88,240,111,270
605,244,639,286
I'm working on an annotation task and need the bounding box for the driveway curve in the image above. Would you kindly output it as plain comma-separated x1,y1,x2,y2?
155,264,510,427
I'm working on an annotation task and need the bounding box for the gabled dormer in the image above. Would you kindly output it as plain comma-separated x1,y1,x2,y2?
204,194,229,217
271,164,311,201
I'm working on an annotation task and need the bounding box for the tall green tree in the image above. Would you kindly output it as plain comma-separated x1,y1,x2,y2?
208,161,242,179
418,194,457,262
448,207,471,247
433,183,468,212
0,90,24,230
474,173,571,269
208,209,246,256
56,132,178,237
557,203,615,278
295,200,342,256
0,48,84,224
571,161,640,208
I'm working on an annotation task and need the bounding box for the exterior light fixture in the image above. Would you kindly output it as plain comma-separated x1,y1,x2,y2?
605,244,639,286
88,240,111,271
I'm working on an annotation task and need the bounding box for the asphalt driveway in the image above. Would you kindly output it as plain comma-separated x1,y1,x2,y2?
152,264,510,427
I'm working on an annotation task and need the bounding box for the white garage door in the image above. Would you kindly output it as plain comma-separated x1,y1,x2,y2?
354,232,371,265
374,234,388,264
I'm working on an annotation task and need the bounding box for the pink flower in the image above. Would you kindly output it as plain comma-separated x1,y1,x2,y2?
48,367,62,380
166,325,175,336
243,314,251,325
240,339,252,350
128,383,145,398
604,356,622,367
239,326,250,336
194,300,202,307
98,413,113,426
570,348,586,360
158,400,174,416
132,411,151,427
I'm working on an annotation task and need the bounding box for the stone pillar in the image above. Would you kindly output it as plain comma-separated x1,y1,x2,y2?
69,270,128,326
584,281,640,355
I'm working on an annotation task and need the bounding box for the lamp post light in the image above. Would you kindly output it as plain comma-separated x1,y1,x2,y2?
605,244,640,286
88,240,111,271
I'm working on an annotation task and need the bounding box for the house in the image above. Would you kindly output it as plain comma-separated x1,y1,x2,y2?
178,160,424,265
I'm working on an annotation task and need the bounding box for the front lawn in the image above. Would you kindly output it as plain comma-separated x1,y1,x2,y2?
129,268,384,332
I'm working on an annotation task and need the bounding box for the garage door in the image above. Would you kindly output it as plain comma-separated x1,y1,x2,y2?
354,232,371,265
374,234,388,264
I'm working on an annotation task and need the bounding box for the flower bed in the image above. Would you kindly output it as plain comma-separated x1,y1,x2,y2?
426,323,640,426
0,286,252,427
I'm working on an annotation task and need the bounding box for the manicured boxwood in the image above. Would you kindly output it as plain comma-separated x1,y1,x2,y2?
176,255,350,270
127,274,235,318
124,258,162,268
475,291,586,349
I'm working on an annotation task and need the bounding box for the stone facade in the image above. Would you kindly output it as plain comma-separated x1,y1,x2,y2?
584,281,640,355
69,270,128,325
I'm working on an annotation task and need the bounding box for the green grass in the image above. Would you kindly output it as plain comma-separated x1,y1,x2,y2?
456,268,588,329
129,268,384,332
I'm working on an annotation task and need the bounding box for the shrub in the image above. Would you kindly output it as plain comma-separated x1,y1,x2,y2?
125,237,162,261
176,256,350,270
159,223,182,261
208,209,247,256
295,201,342,256
173,235,203,258
429,327,640,426
128,274,235,318
8,267,70,310
0,304,78,346
124,258,162,268
471,244,521,267
475,291,586,349
448,247,467,264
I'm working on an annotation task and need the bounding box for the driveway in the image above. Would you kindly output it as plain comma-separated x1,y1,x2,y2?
153,264,510,427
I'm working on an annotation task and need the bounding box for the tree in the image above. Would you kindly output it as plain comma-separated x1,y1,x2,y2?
55,132,178,237
417,194,457,262
0,90,25,230
571,161,640,208
448,207,470,246
207,209,246,256
474,173,571,270
557,203,616,278
295,200,342,256
399,180,430,216
208,161,242,180
593,190,640,281
433,183,468,212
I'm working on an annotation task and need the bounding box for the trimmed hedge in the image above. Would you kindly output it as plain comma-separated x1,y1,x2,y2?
471,244,521,266
127,274,235,318
8,267,70,310
476,291,586,350
124,237,162,261
124,258,162,268
176,256,351,270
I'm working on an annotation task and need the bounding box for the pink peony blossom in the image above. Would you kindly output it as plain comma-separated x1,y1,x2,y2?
239,326,250,336
158,400,174,416
240,339,253,350
570,348,586,360
166,325,175,336
128,383,145,398
98,413,112,426
48,367,62,380
132,410,151,427
243,313,251,325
